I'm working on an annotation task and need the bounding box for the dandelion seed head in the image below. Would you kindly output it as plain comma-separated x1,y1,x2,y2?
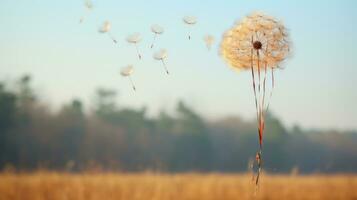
220,12,291,71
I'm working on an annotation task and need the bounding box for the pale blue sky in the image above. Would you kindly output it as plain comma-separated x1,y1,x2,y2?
0,0,356,130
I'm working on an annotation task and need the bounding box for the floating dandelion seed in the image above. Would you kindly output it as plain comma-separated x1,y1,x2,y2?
220,12,291,187
120,65,136,91
204,35,215,50
153,49,169,75
79,0,93,24
183,16,197,40
98,21,118,44
150,24,164,49
85,0,93,9
126,33,142,59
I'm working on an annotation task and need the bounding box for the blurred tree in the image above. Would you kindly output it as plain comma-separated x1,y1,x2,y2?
263,112,290,172
0,75,356,173
0,83,17,166
156,111,175,133
208,117,257,171
54,99,86,169
13,75,39,168
170,101,213,171
94,88,117,118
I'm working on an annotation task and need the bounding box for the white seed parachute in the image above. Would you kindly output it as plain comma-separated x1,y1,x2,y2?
98,21,118,44
126,33,142,60
150,24,164,49
183,16,197,40
203,35,215,50
120,65,136,91
153,49,169,75
79,0,93,24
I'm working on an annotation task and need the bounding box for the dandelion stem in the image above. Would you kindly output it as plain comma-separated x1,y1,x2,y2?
262,62,268,113
79,16,84,24
135,43,141,59
257,51,264,187
250,36,265,188
251,38,259,126
128,76,136,91
257,50,261,107
151,34,157,49
161,59,169,75
255,148,263,186
79,6,91,24
266,68,275,112
108,32,117,44
256,50,263,147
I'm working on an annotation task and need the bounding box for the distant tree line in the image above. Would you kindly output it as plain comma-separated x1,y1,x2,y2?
0,75,356,173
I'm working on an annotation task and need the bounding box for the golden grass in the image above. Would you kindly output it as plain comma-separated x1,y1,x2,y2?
0,172,356,200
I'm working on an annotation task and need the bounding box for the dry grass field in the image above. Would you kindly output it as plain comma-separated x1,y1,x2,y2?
0,172,356,200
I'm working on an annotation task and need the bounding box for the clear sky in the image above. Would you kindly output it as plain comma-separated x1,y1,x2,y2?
0,0,356,130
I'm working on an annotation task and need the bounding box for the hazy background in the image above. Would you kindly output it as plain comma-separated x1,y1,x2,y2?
0,0,356,130
0,0,356,173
